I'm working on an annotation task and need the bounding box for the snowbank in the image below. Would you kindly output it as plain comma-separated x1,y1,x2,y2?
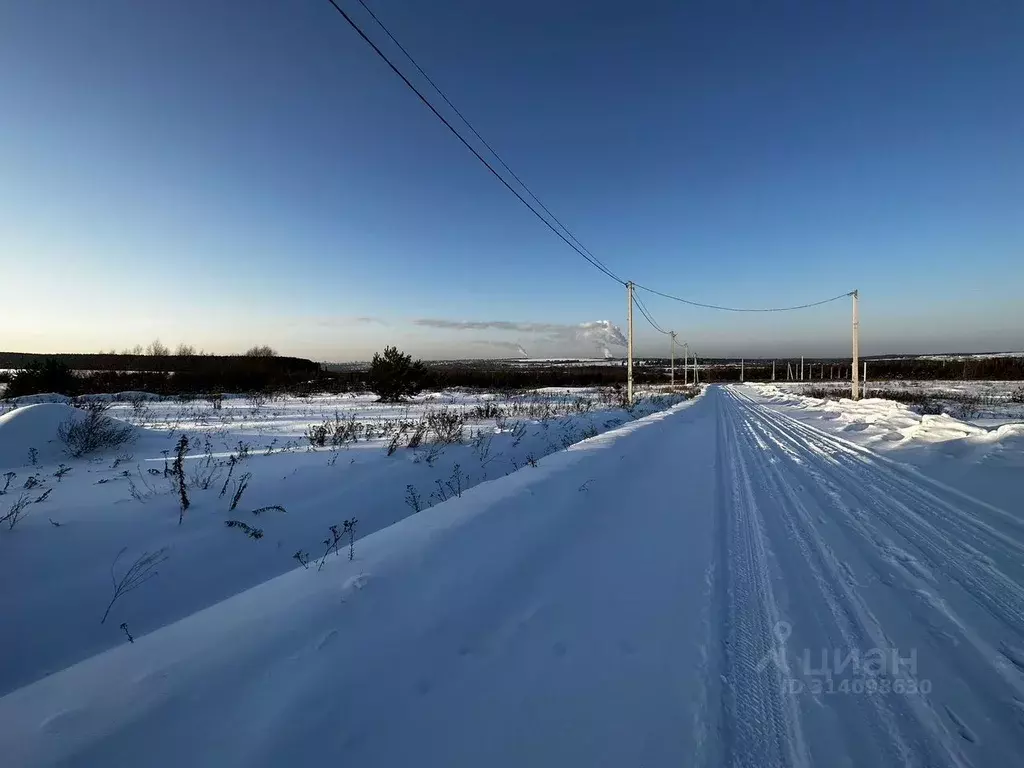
0,388,701,696
6,393,72,407
0,404,81,468
747,383,1024,451
0,396,698,768
0,404,145,469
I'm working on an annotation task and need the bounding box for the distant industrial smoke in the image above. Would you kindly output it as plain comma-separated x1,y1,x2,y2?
573,320,627,349
468,340,529,357
416,317,626,358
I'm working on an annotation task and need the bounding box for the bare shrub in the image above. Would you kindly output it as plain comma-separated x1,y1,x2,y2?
406,421,427,449
1,493,32,530
58,404,135,458
306,413,360,448
101,546,169,624
343,518,357,560
229,472,252,511
225,520,263,540
510,422,527,447
251,505,286,515
306,422,329,447
125,392,150,414
426,409,465,444
172,435,189,524
246,392,268,412
218,456,237,498
232,441,252,461
405,484,423,513
949,401,980,420
329,414,360,446
189,444,220,490
445,464,464,498
318,525,343,571
385,431,402,456
471,401,504,420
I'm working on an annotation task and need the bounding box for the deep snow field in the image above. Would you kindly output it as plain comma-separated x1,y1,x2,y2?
0,386,692,695
2,382,1024,766
774,379,1024,427
748,381,1024,510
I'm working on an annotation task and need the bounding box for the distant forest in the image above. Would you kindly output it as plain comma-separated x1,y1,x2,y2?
1,351,1022,398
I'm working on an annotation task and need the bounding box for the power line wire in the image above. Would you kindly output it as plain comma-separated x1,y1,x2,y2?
633,293,670,335
353,0,623,284
325,0,624,284
633,283,853,312
326,1,856,326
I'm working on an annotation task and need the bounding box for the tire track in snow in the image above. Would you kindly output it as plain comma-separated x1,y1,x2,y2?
728,393,968,767
731,389,1024,643
711,394,809,768
724,386,1024,763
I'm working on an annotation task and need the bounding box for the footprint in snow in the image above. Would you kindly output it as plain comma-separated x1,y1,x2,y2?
343,573,370,591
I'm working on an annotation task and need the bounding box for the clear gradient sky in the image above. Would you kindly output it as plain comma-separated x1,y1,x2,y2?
2,0,1021,361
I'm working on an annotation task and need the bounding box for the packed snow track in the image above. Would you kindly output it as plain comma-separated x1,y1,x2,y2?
3,386,1024,767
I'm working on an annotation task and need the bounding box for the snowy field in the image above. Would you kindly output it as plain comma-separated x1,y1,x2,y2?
3,383,1024,766
747,381,1024,510
0,386,693,696
772,379,1024,427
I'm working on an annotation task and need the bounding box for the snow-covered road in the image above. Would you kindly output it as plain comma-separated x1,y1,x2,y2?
3,386,1023,767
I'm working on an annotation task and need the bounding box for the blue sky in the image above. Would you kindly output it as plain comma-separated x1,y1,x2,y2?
2,0,1021,360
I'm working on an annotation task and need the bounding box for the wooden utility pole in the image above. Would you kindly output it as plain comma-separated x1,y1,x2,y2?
670,331,676,387
852,289,860,400
627,281,634,405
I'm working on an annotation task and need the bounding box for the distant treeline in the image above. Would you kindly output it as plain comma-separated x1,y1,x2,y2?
4,351,1022,399
0,352,318,374
418,362,663,390
0,353,324,398
684,356,1024,382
